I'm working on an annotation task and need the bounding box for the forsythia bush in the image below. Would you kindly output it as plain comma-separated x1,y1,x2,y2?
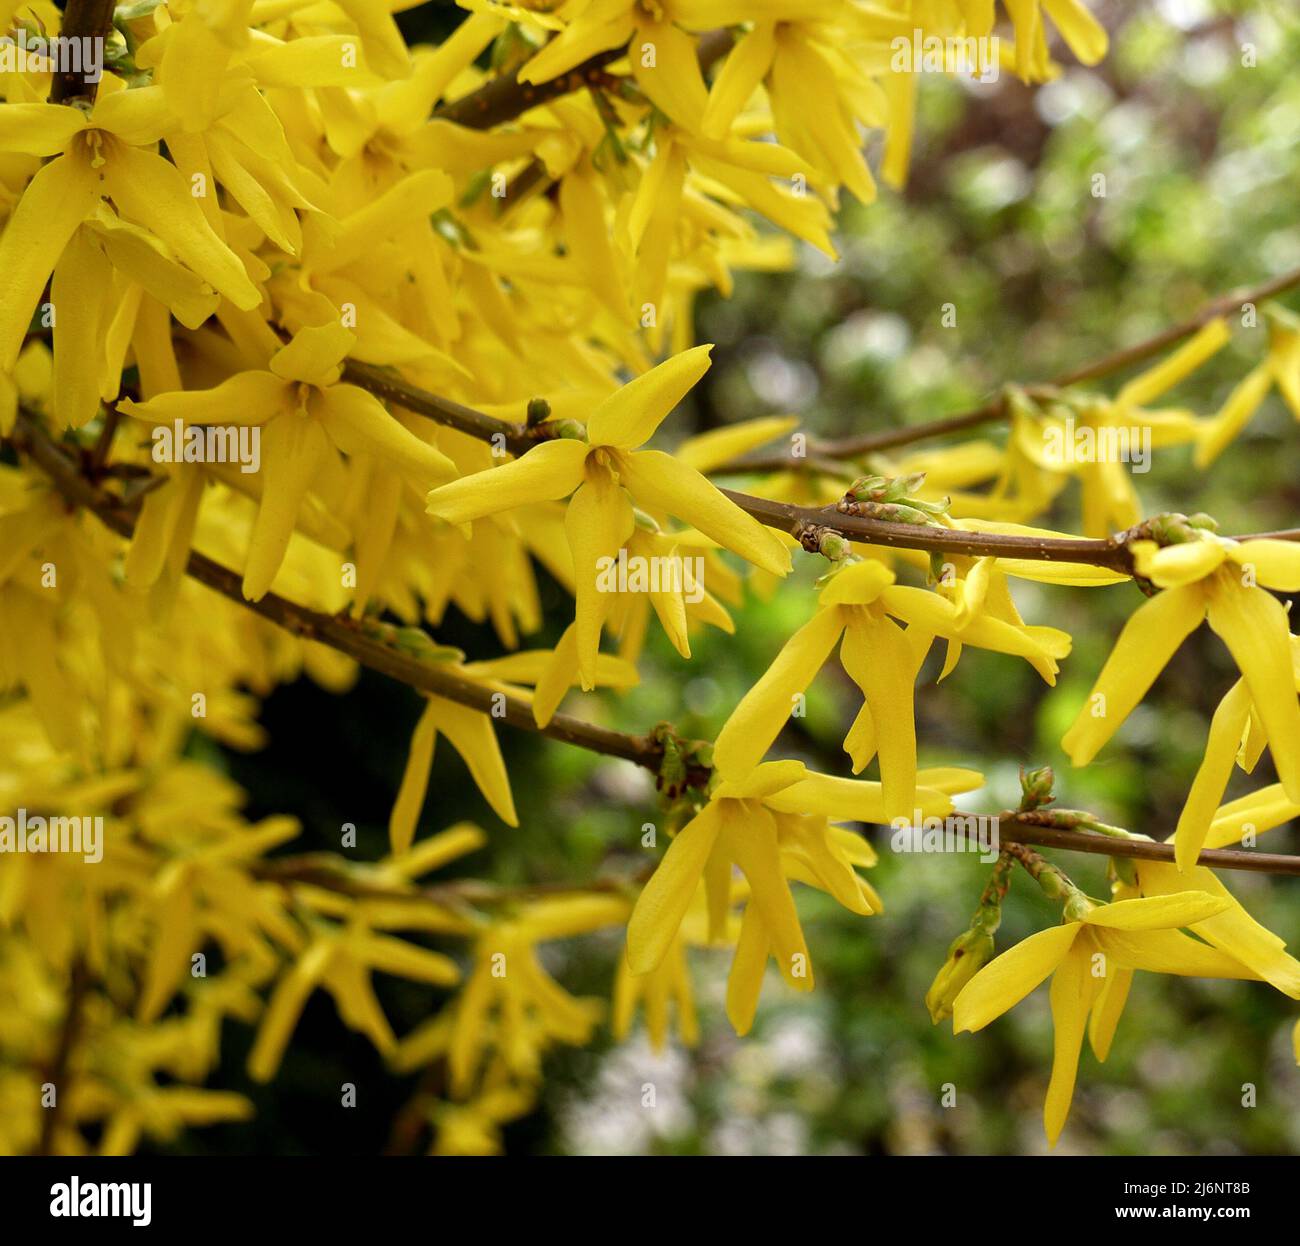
1,0,1298,1156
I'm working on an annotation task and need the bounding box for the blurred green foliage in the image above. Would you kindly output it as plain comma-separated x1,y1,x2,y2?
190,0,1300,1155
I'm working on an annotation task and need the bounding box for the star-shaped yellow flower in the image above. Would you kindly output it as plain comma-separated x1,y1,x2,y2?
424,346,791,687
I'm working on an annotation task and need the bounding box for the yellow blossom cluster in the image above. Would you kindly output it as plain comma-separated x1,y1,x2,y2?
2,0,1299,1157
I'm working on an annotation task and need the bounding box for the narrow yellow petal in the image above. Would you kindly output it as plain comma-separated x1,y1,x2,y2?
242,414,333,600
586,345,713,450
622,449,790,575
425,439,588,525
1087,965,1131,1062
1173,679,1252,871
721,804,809,987
120,371,287,427
1061,585,1204,766
1115,318,1229,409
0,154,98,371
270,323,353,386
1205,576,1300,802
952,923,1079,1033
1229,538,1300,592
104,146,260,309
1079,891,1231,930
843,615,918,822
713,605,844,779
627,804,723,974
318,384,455,484
1044,939,1097,1147
388,699,440,855
565,473,635,690
725,903,769,1036
428,695,518,827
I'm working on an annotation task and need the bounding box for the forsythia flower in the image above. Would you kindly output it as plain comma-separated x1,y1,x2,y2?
1196,305,1300,466
424,346,791,687
121,321,456,599
1062,534,1300,819
953,889,1253,1145
627,759,981,1033
714,558,1067,819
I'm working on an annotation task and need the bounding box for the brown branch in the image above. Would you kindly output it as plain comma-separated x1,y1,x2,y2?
13,410,1300,877
433,46,626,130
432,27,735,131
720,263,1300,472
49,0,116,105
35,957,90,1156
342,361,549,456
11,409,666,773
337,360,1300,573
986,814,1300,877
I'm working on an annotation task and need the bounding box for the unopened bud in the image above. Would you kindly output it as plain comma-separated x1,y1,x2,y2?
1019,764,1055,809
818,531,850,561
926,926,995,1023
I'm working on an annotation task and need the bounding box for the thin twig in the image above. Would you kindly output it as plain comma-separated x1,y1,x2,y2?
35,958,89,1156
13,411,1300,876
982,813,1300,877
49,0,115,104
338,359,1300,573
11,409,666,772
719,263,1300,472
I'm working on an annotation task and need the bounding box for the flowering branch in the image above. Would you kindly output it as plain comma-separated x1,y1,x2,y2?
718,261,1300,472
339,362,1300,574
12,411,1300,876
432,28,734,130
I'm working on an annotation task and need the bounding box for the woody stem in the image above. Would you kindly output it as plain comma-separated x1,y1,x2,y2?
11,411,1300,877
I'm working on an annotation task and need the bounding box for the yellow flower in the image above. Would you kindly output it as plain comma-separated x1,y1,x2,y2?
953,889,1247,1146
121,321,456,600
247,909,463,1082
627,758,980,1032
1171,636,1300,870
429,1083,534,1156
424,346,791,687
435,896,628,1095
714,558,1067,819
1062,535,1300,812
1196,305,1300,466
0,86,260,374
1011,320,1228,535
389,691,520,848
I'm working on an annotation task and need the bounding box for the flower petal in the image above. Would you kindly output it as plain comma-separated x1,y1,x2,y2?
1206,577,1300,802
587,345,714,450
0,154,98,371
627,803,724,974
622,448,791,575
952,923,1079,1033
425,439,588,525
1061,585,1204,766
565,472,635,690
1044,938,1098,1146
318,383,456,483
713,605,844,779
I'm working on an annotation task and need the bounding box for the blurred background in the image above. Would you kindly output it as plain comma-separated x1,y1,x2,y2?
179,0,1300,1154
